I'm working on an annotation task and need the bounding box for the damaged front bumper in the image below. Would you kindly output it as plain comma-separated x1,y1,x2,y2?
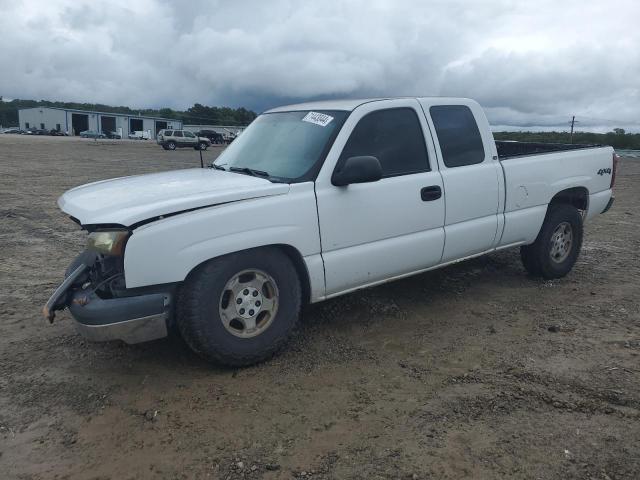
43,255,172,344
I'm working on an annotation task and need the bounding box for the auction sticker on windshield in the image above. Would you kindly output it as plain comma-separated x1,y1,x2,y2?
302,111,334,127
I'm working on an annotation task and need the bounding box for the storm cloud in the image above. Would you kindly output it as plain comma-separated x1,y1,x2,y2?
1,0,639,130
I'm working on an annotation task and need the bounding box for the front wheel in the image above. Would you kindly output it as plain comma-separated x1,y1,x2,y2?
166,141,176,150
177,248,301,366
198,142,208,151
520,203,583,279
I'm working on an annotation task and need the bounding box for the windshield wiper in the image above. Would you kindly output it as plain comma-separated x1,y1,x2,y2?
211,163,227,171
229,166,270,178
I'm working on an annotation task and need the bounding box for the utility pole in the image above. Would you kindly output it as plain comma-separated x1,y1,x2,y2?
569,116,579,143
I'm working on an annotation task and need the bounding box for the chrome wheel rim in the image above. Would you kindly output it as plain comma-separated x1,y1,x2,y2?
218,269,279,338
549,222,573,263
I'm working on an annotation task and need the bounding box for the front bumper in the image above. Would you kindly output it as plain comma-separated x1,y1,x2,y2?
43,262,171,344
67,289,170,344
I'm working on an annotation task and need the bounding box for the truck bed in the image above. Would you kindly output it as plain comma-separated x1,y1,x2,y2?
496,140,603,159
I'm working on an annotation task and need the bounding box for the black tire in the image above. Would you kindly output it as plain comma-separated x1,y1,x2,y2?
520,203,583,279
162,145,169,150
177,247,301,367
166,141,176,150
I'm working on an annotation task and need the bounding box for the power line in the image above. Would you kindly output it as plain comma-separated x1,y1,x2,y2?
573,115,640,126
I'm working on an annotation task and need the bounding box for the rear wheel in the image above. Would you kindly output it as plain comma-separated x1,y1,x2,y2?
177,248,301,366
520,203,583,279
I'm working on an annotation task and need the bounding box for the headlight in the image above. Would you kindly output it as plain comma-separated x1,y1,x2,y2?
87,230,129,256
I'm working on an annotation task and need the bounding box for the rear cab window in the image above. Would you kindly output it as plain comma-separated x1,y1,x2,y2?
430,105,485,168
339,107,430,177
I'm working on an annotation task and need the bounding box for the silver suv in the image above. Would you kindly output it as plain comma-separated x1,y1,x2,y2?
157,130,211,151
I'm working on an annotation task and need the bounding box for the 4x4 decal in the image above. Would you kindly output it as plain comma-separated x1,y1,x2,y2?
597,168,612,176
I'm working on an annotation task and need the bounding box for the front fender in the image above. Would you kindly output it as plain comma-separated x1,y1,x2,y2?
123,183,321,289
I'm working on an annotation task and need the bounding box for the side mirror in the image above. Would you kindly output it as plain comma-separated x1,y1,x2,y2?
331,156,382,187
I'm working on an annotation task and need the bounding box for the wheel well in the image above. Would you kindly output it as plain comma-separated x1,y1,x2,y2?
183,244,312,305
549,187,589,212
273,244,312,305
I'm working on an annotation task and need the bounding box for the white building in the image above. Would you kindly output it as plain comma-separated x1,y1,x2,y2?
18,107,182,137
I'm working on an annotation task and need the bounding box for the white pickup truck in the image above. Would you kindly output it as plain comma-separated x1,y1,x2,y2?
44,97,617,366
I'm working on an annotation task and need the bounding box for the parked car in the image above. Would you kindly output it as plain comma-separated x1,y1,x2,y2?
2,128,23,134
49,129,68,136
105,131,122,139
26,129,49,135
157,129,211,150
79,130,106,139
128,131,150,140
44,97,617,367
196,129,225,144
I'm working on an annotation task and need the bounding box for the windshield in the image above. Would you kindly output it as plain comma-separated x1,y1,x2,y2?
213,110,347,181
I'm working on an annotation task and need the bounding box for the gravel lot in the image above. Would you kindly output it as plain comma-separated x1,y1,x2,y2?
1,134,639,479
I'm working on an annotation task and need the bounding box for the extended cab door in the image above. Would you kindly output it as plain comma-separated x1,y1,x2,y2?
315,99,445,296
419,99,503,262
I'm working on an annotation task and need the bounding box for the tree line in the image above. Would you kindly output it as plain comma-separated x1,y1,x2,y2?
493,129,640,150
0,98,257,127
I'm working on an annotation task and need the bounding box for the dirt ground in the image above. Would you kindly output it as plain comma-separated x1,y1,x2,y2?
1,134,639,480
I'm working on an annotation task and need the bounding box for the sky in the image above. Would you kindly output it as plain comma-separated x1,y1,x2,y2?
1,0,639,132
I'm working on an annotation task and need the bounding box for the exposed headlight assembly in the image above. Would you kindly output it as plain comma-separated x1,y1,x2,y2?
86,230,129,256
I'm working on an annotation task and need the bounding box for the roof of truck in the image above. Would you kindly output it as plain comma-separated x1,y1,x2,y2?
265,97,473,113
265,98,388,113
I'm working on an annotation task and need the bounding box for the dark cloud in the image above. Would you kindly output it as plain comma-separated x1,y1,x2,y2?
1,0,638,130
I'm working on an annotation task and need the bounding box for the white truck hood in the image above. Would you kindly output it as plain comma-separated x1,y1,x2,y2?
58,168,290,226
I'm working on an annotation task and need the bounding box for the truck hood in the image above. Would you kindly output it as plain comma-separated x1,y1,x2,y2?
58,168,290,226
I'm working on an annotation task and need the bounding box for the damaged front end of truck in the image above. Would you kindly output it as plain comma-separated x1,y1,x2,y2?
43,225,173,344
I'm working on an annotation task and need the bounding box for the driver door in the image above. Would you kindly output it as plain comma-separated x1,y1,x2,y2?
315,99,445,296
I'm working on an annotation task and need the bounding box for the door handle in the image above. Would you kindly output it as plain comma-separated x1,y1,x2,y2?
420,185,442,201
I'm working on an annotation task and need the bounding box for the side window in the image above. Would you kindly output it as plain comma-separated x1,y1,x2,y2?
184,131,195,138
173,131,183,137
339,108,429,177
25,122,30,129
164,130,173,136
430,105,485,168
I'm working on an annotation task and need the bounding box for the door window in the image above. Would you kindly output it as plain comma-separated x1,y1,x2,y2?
173,131,183,137
339,108,430,177
430,105,485,168
184,131,195,138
